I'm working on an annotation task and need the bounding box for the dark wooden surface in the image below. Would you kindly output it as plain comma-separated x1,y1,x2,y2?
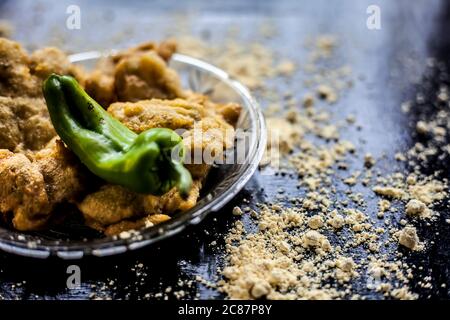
0,0,449,300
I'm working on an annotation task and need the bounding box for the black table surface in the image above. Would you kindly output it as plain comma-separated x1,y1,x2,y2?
0,0,449,300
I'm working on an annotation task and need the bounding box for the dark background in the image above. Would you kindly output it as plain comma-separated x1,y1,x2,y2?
0,0,449,299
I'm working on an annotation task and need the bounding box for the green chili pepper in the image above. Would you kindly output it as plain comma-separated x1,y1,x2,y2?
42,74,192,197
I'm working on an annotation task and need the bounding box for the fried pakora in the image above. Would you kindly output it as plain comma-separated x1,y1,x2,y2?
0,37,241,236
0,140,86,230
78,181,201,235
84,40,183,107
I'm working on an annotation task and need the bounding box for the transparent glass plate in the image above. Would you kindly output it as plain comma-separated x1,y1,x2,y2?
0,52,266,259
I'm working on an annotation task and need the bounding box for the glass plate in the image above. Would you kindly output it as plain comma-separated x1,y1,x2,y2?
0,52,266,259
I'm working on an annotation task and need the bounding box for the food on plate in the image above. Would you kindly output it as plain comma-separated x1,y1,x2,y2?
0,37,241,235
0,139,86,230
85,40,183,107
43,74,192,196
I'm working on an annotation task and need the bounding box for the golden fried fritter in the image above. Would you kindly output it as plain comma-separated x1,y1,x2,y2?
107,97,236,180
79,185,144,226
0,140,86,230
84,69,116,108
0,38,88,230
0,38,241,235
186,93,242,126
154,179,201,213
112,40,177,63
84,57,117,107
29,46,85,84
0,38,84,97
0,96,55,152
182,94,241,178
0,37,40,97
85,40,180,107
0,150,49,230
182,117,236,178
33,139,87,206
115,50,186,101
104,214,171,236
107,98,205,132
214,102,242,125
78,180,202,234
0,38,85,153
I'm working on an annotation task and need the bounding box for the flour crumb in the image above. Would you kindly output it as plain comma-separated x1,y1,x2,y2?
398,226,422,251
232,206,243,216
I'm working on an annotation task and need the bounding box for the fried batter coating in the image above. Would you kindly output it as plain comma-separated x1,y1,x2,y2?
0,150,49,230
182,117,236,179
112,40,177,63
115,50,186,101
29,47,85,84
107,98,205,131
104,214,171,236
84,57,117,107
182,94,241,178
0,140,86,230
0,98,21,150
0,39,88,230
151,179,201,214
0,96,55,152
0,38,40,97
0,39,85,153
0,38,84,97
33,139,87,206
81,93,238,235
107,97,236,180
85,40,181,107
79,185,143,226
187,93,242,126
214,102,242,125
78,180,202,235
